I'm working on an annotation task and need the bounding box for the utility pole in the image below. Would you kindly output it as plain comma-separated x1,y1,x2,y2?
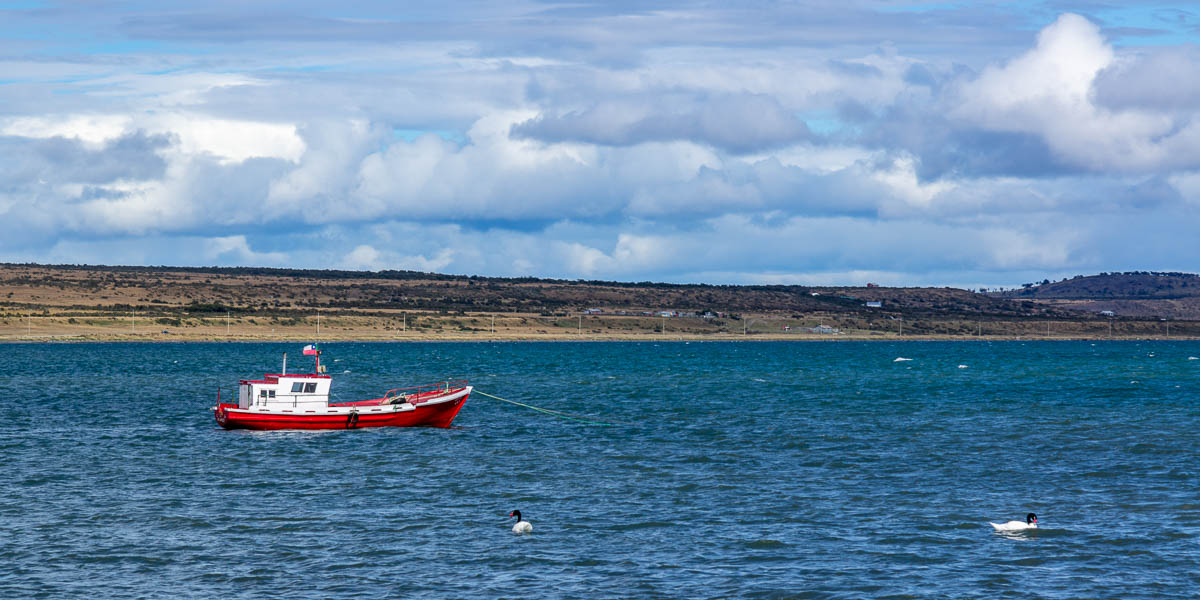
491,315,495,334
317,310,321,339
131,310,135,334
226,311,231,337
578,314,582,334
403,313,406,332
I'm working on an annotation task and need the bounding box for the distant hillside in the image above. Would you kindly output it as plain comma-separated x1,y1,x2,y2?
0,263,1087,320
993,272,1200,319
1001,272,1200,299
9,264,1200,341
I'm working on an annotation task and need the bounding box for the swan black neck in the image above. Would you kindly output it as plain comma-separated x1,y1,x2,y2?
1026,513,1037,524
511,510,523,522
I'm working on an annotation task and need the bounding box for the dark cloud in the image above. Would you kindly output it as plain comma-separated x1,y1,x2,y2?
902,63,938,87
1112,176,1183,210
826,59,883,78
180,156,294,228
916,129,1076,180
726,158,885,218
835,99,875,124
854,80,1081,180
1093,46,1200,111
0,131,169,186
512,93,812,154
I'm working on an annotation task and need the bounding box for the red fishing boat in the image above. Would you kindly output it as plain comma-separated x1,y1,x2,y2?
212,345,470,431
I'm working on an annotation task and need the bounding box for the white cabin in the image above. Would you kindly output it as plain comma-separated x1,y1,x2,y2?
238,374,332,410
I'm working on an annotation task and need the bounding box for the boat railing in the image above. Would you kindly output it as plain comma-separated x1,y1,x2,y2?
383,380,469,404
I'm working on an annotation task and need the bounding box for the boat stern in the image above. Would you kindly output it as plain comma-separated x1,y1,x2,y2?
213,402,237,429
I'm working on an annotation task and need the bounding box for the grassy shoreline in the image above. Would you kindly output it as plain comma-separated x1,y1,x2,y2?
2,331,1195,343
5,311,1192,342
4,311,1193,342
5,264,1197,342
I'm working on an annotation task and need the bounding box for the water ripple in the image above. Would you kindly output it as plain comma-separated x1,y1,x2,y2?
2,341,1199,598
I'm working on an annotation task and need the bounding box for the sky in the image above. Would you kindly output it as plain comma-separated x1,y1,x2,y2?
1,1,1199,288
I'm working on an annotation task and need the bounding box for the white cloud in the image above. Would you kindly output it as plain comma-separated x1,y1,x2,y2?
203,235,288,265
393,248,456,272
949,13,1182,172
149,114,304,164
559,241,613,276
871,155,955,212
2,6,1198,288
1,114,132,146
340,244,383,270
978,229,1074,270
2,110,303,164
267,119,379,215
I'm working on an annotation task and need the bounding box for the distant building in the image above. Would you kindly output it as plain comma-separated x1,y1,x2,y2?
866,283,878,288
865,301,883,308
583,308,603,315
809,325,838,334
1100,310,1115,317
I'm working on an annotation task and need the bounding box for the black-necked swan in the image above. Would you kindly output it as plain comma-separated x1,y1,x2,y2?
509,510,532,534
990,513,1037,531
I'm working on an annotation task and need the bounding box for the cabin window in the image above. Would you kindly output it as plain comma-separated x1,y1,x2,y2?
268,390,276,398
304,382,317,393
259,390,268,397
291,382,304,393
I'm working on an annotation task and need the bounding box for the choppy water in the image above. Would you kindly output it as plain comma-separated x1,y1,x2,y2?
2,341,1199,598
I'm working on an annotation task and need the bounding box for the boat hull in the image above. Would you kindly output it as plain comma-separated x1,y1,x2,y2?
214,387,470,431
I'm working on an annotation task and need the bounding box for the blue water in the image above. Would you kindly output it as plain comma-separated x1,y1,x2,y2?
2,341,1198,598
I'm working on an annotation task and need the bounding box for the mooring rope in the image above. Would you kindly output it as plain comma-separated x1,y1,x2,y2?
473,390,631,426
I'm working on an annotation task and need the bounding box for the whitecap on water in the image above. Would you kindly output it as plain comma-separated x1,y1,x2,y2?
893,357,912,362
957,364,968,369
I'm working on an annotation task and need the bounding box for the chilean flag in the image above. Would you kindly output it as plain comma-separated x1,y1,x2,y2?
302,344,319,356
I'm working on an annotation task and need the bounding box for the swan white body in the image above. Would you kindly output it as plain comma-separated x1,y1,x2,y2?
990,520,1037,531
509,510,532,534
